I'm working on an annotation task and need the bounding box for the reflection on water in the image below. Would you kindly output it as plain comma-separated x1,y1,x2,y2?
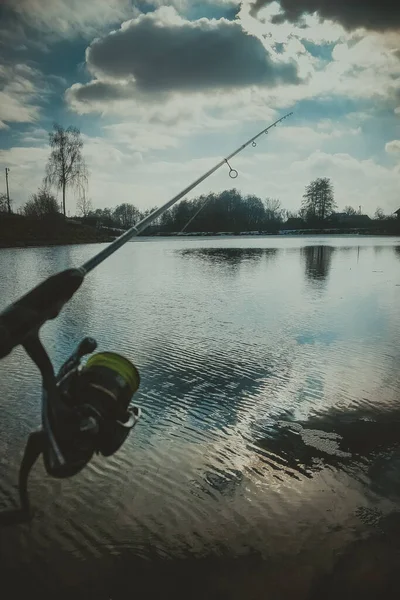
180,246,278,270
302,245,335,283
256,405,400,487
1,236,400,599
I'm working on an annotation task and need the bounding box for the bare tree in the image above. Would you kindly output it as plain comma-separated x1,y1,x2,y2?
264,197,283,221
45,123,88,217
374,207,386,220
23,187,59,218
343,205,357,216
0,193,9,213
76,192,93,218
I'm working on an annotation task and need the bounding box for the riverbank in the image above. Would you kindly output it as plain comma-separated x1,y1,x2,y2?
155,227,400,237
0,214,116,248
1,214,399,248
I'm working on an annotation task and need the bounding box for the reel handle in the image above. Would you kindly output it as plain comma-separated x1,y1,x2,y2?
57,336,97,381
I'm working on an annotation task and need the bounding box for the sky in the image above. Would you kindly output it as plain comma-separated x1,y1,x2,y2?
0,0,399,216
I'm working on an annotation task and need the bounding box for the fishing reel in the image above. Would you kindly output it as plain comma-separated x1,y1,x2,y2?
5,332,141,522
0,268,141,524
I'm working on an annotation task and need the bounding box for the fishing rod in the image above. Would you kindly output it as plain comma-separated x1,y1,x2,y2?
80,111,293,273
0,111,292,524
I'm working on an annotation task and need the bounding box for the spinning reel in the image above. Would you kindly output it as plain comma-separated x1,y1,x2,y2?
0,269,141,523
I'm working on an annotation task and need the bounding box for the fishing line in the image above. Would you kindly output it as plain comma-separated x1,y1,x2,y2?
79,112,293,275
179,195,215,234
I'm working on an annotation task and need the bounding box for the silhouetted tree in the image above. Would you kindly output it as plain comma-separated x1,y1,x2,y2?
0,193,9,213
302,178,336,221
264,197,283,221
155,190,286,233
45,123,88,217
23,187,59,218
140,206,160,227
374,207,386,220
343,205,357,216
113,203,140,228
88,207,115,228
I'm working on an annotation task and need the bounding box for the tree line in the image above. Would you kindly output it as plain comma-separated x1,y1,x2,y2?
78,186,398,234
2,123,399,232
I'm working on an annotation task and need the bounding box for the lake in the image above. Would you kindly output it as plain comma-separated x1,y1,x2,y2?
1,235,400,599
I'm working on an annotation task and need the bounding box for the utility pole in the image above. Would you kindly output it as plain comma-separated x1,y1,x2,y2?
5,167,11,213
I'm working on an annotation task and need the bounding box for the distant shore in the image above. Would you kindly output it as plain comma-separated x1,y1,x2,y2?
160,229,400,237
0,214,116,249
1,214,399,249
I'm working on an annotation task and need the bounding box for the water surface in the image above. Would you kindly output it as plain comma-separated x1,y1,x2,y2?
1,235,400,599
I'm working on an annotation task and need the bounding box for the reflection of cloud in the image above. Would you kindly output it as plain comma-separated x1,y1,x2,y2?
302,245,335,284
140,336,291,436
256,405,400,496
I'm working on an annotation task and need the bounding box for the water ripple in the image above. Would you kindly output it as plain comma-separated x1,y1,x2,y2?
1,238,400,597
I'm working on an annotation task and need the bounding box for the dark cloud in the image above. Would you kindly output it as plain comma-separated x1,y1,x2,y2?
82,10,299,95
70,80,134,103
250,0,400,32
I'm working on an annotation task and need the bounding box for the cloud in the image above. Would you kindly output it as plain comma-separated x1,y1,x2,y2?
0,145,50,209
1,0,132,40
21,127,49,144
0,64,43,126
386,140,400,153
249,0,400,32
65,4,400,126
289,150,400,213
274,124,361,144
0,0,239,43
235,3,400,112
66,7,299,113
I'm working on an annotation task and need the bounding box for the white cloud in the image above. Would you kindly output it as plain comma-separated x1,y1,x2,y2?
2,0,133,39
0,145,49,209
0,64,43,126
238,4,400,109
289,150,400,214
21,128,48,144
82,134,143,169
240,2,348,45
274,124,361,144
0,146,49,167
386,140,400,153
103,123,182,152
